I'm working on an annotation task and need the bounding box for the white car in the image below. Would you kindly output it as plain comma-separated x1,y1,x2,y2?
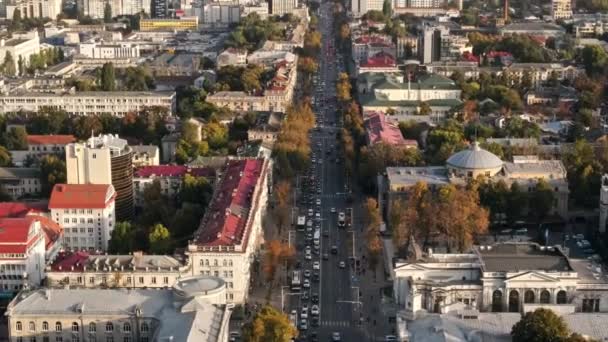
339,261,346,269
311,305,320,315
305,251,312,260
331,207,336,213
301,307,308,319
313,261,320,270
303,279,310,288
332,332,341,341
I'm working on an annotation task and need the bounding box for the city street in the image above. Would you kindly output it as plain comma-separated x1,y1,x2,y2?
283,1,372,341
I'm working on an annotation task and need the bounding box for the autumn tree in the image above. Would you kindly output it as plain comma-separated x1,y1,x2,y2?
263,240,295,282
148,223,172,254
391,182,430,257
364,198,383,269
273,102,316,179
273,181,292,233
417,101,431,116
242,305,297,342
0,146,11,166
511,308,570,342
336,72,352,103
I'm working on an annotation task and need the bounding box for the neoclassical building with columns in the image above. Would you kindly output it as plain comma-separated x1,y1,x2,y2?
393,242,608,319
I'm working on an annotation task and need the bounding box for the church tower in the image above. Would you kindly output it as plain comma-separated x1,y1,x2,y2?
599,174,608,233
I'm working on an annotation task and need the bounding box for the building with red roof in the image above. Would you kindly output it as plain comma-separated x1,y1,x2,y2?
0,217,46,295
133,165,216,207
49,184,116,252
364,112,419,148
352,34,397,63
357,51,400,75
187,158,270,303
10,134,76,167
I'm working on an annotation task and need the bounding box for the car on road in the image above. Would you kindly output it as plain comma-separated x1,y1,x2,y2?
304,270,311,278
316,199,321,206
322,253,329,260
332,332,341,341
303,279,310,288
311,292,319,303
305,251,312,260
311,305,319,315
339,261,346,269
331,245,338,254
313,261,320,270
311,317,319,328
385,335,397,341
299,319,308,330
301,291,309,301
323,229,329,237
330,207,336,213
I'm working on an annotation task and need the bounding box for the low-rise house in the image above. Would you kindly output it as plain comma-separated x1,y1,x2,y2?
247,112,284,145
46,251,191,288
247,50,296,66
525,85,578,106
133,165,215,207
364,112,418,148
130,145,160,168
216,48,248,68
10,135,76,167
49,184,116,252
0,168,41,199
6,276,232,342
500,22,566,38
351,34,397,63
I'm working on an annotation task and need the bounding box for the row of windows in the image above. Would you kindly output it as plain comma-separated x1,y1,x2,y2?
200,270,234,278
16,322,149,334
64,276,171,285
62,210,94,215
199,259,234,267
16,337,149,342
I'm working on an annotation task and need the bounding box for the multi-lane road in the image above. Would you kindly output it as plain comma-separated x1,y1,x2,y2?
285,1,369,341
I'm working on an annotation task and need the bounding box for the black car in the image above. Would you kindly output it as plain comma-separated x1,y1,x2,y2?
311,293,319,303
331,245,338,254
311,317,320,328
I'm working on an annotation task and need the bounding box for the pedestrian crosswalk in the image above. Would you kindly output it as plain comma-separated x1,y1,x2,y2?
321,321,350,327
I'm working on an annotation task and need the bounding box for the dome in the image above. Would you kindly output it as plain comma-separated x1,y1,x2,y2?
446,142,503,171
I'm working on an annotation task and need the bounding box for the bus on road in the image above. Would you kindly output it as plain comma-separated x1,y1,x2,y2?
338,211,346,227
297,216,306,231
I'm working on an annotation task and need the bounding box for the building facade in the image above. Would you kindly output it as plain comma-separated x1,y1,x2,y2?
78,41,140,60
0,91,176,116
130,145,160,168
5,0,61,19
0,168,41,199
393,243,608,319
10,135,76,167
551,0,572,20
49,184,116,252
46,251,191,288
0,218,46,296
6,276,231,342
203,2,241,25
0,32,40,75
77,0,151,19
66,134,134,221
140,17,199,31
187,158,271,303
270,0,296,15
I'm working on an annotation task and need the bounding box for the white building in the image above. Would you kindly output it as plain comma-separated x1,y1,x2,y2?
0,168,41,199
187,158,271,303
247,50,296,66
393,242,608,319
130,145,160,168
351,0,383,16
202,1,241,25
66,134,134,221
78,41,140,60
48,184,116,252
270,0,297,15
0,32,40,75
46,251,191,288
132,165,215,207
242,2,269,19
77,0,151,19
10,135,76,167
6,276,231,342
5,0,61,19
216,48,248,68
0,91,176,116
551,0,572,20
0,218,46,295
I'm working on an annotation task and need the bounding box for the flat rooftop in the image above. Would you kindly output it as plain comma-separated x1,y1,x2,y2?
477,243,573,273
387,166,450,188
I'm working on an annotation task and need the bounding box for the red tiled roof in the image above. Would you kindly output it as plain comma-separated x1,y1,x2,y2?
361,51,396,68
49,251,90,271
32,215,63,251
0,217,37,254
48,184,115,209
0,202,46,218
365,112,417,147
196,159,264,247
26,135,76,145
462,52,480,63
134,165,215,178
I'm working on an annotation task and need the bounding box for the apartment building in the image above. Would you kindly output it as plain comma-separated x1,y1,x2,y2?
10,135,76,167
270,0,296,15
0,168,41,199
187,158,271,303
140,17,199,31
0,218,46,295
48,184,116,252
6,276,231,342
203,2,241,25
0,91,176,116
351,34,396,63
551,0,572,20
46,251,191,288
132,165,215,207
130,145,160,168
77,0,151,19
0,32,40,75
4,0,61,19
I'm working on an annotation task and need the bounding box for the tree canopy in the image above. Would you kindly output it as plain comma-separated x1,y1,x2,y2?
511,308,570,342
242,305,298,342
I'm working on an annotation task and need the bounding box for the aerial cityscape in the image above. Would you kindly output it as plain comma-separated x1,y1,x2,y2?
0,0,608,340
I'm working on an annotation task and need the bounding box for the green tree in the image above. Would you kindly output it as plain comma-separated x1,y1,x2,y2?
506,182,528,224
104,2,112,22
180,174,213,207
581,45,608,76
17,55,24,76
169,202,204,239
2,52,16,76
99,62,116,91
0,146,11,166
108,222,136,254
3,126,28,150
242,305,297,342
148,223,171,254
511,308,570,342
72,115,103,139
181,121,200,143
529,179,555,222
9,9,22,31
382,0,393,18
39,155,66,196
